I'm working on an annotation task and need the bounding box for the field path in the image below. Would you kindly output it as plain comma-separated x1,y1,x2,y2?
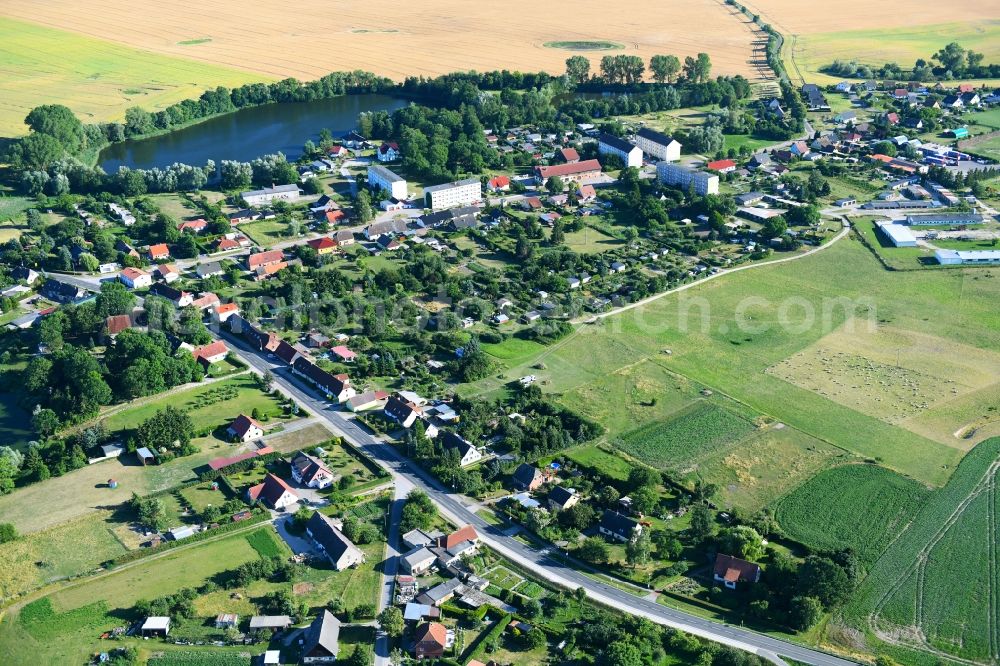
571,222,850,324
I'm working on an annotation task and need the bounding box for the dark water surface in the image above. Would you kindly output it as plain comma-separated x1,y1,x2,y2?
99,94,407,171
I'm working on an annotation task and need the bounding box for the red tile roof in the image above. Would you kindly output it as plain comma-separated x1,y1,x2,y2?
415,622,448,648
105,314,132,335
560,147,580,162
248,250,284,270
535,159,601,180
707,159,736,171
192,340,229,362
149,243,170,258
439,525,479,550
178,219,207,232
713,553,760,584
308,237,338,251
248,472,298,506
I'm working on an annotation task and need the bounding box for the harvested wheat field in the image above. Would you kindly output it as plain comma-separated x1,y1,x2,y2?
0,0,758,86
744,0,997,35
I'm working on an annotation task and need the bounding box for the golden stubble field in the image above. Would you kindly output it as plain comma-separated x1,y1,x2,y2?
743,0,998,35
0,0,760,82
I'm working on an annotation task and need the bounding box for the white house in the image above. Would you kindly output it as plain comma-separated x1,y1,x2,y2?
306,512,365,570
598,133,643,168
634,128,682,162
377,142,400,162
440,431,482,467
247,473,299,510
227,414,264,442
119,267,152,289
290,451,335,489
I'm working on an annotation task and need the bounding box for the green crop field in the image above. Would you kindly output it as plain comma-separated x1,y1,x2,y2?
790,20,1000,85
0,17,267,136
616,401,757,470
844,438,1000,663
564,444,635,481
775,464,931,566
463,238,998,486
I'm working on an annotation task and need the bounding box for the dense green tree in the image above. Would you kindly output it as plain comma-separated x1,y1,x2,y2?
24,104,85,153
787,595,823,631
649,55,681,83
566,56,591,85
577,535,610,564
0,522,18,543
377,606,404,637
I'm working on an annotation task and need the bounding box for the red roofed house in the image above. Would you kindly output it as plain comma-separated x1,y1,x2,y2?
713,553,761,590
228,414,264,442
213,302,240,323
706,159,736,174
377,142,400,162
885,112,900,125
156,263,180,283
326,210,347,225
178,219,208,233
308,237,338,255
192,340,229,366
119,267,152,289
216,237,241,252
148,243,170,261
559,147,580,163
487,175,510,192
254,262,287,280
577,184,597,202
535,159,601,185
191,292,221,310
330,345,357,362
438,525,479,551
413,622,449,659
247,250,284,271
105,314,132,339
958,83,975,93
328,145,348,158
247,473,299,510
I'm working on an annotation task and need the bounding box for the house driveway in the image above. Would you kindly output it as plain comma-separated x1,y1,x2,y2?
273,514,319,557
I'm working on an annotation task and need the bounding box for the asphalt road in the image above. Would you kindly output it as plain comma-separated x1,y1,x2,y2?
220,331,857,666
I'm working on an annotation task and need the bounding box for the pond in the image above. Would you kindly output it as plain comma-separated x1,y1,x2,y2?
99,94,408,172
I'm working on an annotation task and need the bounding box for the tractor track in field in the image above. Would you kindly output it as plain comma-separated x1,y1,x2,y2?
868,460,1000,665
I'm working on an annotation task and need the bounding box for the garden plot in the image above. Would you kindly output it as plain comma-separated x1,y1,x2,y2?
484,565,525,591
767,321,1000,446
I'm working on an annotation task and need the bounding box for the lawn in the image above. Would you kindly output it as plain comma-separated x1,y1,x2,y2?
562,225,623,254
0,16,268,136
0,420,328,538
0,195,31,226
564,444,635,481
239,218,301,247
0,531,261,665
101,375,289,435
297,540,384,610
775,463,931,566
179,481,233,513
0,511,128,601
482,337,548,365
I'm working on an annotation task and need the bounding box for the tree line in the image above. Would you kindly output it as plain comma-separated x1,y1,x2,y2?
823,42,997,81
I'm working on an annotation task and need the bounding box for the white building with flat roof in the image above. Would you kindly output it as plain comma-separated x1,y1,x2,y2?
935,249,1000,265
875,221,916,247
241,184,300,206
656,162,719,196
423,178,482,210
368,164,408,201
